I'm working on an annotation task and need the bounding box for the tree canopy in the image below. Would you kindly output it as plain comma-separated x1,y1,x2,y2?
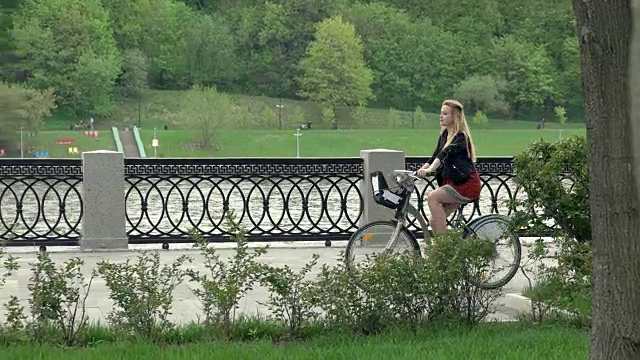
0,0,582,120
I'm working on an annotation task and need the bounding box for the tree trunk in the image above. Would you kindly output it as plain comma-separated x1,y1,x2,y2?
573,0,640,358
633,1,640,205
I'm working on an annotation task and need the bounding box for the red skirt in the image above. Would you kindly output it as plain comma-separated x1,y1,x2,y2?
443,171,481,201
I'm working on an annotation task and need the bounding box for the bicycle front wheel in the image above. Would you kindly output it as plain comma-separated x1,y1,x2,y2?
463,214,522,289
345,220,421,271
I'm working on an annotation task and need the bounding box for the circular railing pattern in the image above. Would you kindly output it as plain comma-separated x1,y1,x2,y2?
0,157,576,245
123,159,364,242
0,160,82,245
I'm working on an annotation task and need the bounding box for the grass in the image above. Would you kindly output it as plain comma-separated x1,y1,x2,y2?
122,90,585,131
0,323,588,359
2,130,115,159
21,89,586,158
43,90,585,132
141,128,586,158
523,282,592,319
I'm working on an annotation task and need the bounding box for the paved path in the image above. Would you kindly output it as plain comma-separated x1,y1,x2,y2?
118,129,140,158
0,239,554,325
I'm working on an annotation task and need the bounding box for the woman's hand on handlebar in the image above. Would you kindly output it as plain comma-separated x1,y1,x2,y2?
416,168,431,177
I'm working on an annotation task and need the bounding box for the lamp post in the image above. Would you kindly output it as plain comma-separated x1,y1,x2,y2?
276,99,284,130
152,127,158,158
20,126,24,159
138,96,142,128
294,128,302,158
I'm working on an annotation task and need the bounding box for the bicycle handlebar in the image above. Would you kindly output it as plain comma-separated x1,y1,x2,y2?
391,169,430,182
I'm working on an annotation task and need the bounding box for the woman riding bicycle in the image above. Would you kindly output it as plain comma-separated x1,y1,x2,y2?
416,99,481,234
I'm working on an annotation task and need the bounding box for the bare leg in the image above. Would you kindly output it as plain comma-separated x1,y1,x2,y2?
443,203,458,218
427,187,461,233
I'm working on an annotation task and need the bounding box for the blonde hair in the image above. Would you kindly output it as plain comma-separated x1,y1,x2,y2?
441,99,477,162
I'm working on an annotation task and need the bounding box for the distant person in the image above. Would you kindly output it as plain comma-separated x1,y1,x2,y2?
417,99,481,234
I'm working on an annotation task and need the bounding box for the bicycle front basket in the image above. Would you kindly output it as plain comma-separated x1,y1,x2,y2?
370,171,405,209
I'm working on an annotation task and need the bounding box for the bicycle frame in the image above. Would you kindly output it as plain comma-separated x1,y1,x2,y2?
382,170,469,252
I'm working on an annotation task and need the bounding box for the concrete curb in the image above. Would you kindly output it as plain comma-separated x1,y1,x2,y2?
503,292,587,320
5,241,350,254
503,293,532,315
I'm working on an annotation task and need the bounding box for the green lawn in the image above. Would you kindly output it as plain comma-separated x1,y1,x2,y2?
0,323,588,359
4,127,585,159
43,90,585,131
4,130,115,159
141,128,586,158
126,90,584,131
30,89,586,158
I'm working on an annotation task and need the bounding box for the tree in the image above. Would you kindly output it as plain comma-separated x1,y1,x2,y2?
0,82,24,149
99,0,152,50
343,2,465,111
572,0,640,358
387,107,402,128
454,74,509,115
0,82,56,150
232,0,350,98
12,0,121,117
413,106,428,128
0,0,21,81
297,15,374,117
186,13,238,88
120,49,149,99
633,2,640,200
140,0,194,89
491,35,558,115
181,85,233,149
21,86,56,132
554,106,567,126
472,110,489,128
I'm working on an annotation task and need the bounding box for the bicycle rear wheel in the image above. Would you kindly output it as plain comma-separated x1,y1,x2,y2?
345,220,421,271
463,214,522,289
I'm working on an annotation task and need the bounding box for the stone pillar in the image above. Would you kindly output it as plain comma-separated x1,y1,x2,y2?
359,149,406,226
81,150,128,251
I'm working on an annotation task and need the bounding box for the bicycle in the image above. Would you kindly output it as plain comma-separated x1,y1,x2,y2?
344,169,522,289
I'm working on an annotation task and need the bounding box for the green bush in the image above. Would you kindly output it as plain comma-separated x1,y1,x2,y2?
554,106,567,125
186,212,268,338
472,110,489,127
96,251,190,341
511,136,591,324
0,215,505,346
309,232,500,335
511,136,590,242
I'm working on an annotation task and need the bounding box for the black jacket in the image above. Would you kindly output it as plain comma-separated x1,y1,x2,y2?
429,129,476,186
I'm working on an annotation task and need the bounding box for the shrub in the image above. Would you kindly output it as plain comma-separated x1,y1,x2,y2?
96,251,191,340
0,245,18,288
0,213,510,346
186,211,268,337
554,106,567,125
310,232,501,334
309,257,392,335
511,136,591,323
351,103,368,126
472,110,489,127
387,107,402,128
322,107,335,124
259,254,320,339
511,136,590,242
2,251,94,346
421,232,501,326
413,105,428,126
